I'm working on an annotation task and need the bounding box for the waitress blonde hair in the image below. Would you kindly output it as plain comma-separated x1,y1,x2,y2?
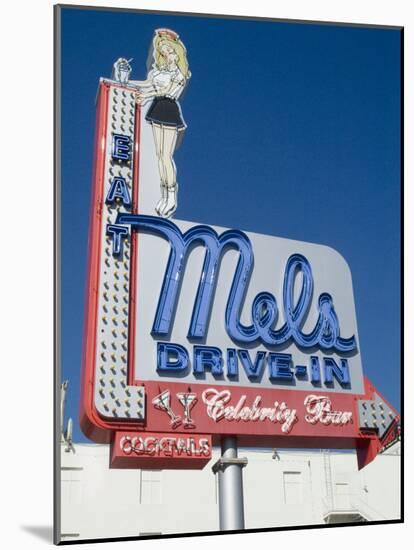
152,30,191,80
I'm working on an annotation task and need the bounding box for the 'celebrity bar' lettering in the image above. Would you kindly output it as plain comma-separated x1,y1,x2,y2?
201,388,298,432
113,215,357,353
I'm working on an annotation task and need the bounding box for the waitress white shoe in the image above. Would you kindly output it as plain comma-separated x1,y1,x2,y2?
155,183,167,216
161,183,178,218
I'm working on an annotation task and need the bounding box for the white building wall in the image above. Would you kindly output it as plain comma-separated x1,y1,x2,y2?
59,442,400,542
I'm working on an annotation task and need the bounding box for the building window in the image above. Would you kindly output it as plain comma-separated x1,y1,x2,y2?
140,470,162,504
61,469,83,536
334,482,351,510
283,471,303,505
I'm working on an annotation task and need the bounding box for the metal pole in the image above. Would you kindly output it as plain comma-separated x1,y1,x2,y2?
213,436,247,531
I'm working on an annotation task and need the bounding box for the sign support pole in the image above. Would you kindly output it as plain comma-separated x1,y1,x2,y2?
212,436,248,531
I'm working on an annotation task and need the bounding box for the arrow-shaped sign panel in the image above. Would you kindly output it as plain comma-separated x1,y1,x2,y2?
358,392,398,438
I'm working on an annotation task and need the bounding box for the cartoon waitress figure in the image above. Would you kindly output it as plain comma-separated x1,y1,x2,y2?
132,29,190,218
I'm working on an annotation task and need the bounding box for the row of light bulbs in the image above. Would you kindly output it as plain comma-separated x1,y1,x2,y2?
94,84,144,419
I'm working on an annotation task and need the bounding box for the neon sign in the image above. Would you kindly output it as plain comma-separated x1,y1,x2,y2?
80,76,399,472
109,214,356,354
111,432,212,469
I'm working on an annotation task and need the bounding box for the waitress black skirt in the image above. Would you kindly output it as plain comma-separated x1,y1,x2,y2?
145,96,186,129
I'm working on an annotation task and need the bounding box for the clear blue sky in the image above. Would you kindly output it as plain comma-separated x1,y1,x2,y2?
59,7,401,443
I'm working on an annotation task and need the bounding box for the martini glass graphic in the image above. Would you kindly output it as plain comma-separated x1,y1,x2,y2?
177,392,197,428
152,390,182,428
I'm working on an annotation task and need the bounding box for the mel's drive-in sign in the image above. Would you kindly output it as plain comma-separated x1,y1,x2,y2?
80,56,399,471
